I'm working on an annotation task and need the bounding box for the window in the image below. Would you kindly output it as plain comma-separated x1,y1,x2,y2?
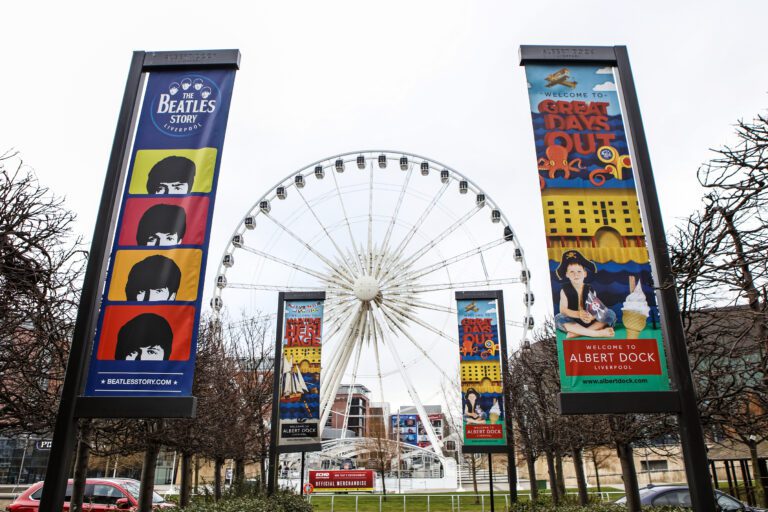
652,490,691,507
580,219,586,223
563,201,569,205
548,209,555,214
641,460,668,471
564,209,570,214
565,218,571,223
550,228,556,233
581,228,587,233
625,218,631,223
623,209,630,214
547,201,554,206
91,484,127,505
566,228,573,233
621,201,628,205
549,218,556,223
717,493,745,511
627,228,633,233
445,441,456,451
577,201,584,206
578,210,585,214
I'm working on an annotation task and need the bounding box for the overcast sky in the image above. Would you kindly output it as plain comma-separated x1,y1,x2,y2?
3,0,767,410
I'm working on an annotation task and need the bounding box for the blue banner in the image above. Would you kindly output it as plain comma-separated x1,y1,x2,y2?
278,300,325,448
84,68,236,396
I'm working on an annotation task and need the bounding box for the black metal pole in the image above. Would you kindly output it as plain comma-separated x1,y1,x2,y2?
496,291,517,503
38,51,146,512
613,45,716,512
267,292,286,495
488,453,495,512
300,452,306,496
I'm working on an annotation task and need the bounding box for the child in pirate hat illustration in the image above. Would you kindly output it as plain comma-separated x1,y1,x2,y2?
554,250,616,338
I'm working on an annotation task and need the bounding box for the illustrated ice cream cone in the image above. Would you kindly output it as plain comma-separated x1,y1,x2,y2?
488,400,501,424
621,277,650,338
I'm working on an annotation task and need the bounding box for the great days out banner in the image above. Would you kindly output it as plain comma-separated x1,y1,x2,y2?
523,64,669,393
278,300,324,449
84,69,236,396
457,298,507,449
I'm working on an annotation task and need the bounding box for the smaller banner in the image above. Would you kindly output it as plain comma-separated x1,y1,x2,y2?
456,298,507,449
309,470,375,492
278,299,324,449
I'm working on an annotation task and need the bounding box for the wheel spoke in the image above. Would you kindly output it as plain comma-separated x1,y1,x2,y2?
384,277,521,294
400,238,507,282
382,297,457,344
226,283,326,292
372,305,443,453
296,187,358,277
398,206,482,270
331,165,365,274
239,244,351,288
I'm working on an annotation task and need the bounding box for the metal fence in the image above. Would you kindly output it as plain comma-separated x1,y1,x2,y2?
306,491,626,511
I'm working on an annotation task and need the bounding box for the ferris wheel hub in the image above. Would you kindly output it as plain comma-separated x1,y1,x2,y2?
352,275,380,302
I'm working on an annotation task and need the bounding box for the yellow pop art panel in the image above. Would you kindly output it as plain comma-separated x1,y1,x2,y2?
128,148,217,194
108,249,203,302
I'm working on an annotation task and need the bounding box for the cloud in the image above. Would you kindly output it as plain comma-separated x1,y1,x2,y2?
487,301,496,305
486,308,497,314
593,81,617,92
527,81,532,89
596,67,613,74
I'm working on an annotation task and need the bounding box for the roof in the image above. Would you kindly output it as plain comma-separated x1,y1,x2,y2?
396,405,442,415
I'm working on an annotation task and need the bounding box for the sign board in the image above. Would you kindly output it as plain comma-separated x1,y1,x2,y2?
84,67,237,398
522,62,670,393
456,297,507,450
277,299,325,450
303,483,314,494
309,470,375,492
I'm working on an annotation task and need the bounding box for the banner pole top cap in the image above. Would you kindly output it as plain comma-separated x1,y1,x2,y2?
142,49,241,70
519,45,622,66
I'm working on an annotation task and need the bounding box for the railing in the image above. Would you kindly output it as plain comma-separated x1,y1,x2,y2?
306,491,627,511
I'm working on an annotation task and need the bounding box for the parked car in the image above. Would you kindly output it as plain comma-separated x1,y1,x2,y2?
614,484,766,511
5,478,174,511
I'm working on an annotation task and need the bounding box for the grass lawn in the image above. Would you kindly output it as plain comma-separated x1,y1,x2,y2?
308,493,510,512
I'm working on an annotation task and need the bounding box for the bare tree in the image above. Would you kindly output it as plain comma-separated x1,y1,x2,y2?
0,149,85,435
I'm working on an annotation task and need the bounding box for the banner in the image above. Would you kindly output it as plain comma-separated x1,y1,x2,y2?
523,63,669,393
456,298,507,449
278,299,324,448
309,470,375,492
84,68,236,396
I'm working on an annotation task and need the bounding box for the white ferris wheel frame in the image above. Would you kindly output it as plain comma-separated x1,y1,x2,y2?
212,150,533,456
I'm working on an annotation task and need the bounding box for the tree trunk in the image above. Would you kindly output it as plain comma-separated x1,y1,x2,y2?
259,452,266,488
555,452,566,497
593,455,602,494
380,467,387,499
139,442,160,512
180,451,193,508
214,457,224,501
748,441,768,508
526,449,538,502
234,457,245,487
545,448,560,505
70,420,91,512
616,441,641,512
194,455,200,494
470,454,479,504
572,446,589,506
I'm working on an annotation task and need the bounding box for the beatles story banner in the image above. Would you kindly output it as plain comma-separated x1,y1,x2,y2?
523,64,669,393
278,299,325,448
457,298,507,449
84,69,236,396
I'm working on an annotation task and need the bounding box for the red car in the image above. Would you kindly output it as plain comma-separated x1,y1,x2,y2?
6,478,174,511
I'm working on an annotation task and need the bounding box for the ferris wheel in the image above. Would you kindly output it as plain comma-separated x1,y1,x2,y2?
212,150,533,453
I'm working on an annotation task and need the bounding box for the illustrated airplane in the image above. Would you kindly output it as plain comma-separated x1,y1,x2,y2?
545,68,577,89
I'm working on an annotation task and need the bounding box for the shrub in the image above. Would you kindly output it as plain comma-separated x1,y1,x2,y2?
178,491,311,512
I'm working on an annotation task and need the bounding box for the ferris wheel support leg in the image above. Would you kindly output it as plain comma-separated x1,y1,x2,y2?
319,308,366,433
372,306,443,455
340,326,365,438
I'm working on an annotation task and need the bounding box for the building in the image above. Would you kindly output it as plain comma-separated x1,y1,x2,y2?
325,384,371,438
390,405,449,450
